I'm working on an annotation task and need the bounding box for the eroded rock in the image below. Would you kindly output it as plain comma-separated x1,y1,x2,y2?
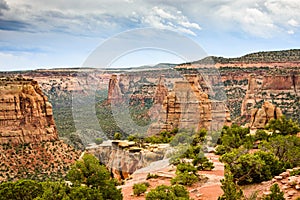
0,77,58,145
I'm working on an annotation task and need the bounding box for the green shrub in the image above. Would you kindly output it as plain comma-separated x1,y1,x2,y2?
146,184,190,200
133,182,149,196
127,135,136,141
263,184,284,200
290,169,300,176
260,135,300,168
176,163,197,174
146,173,158,180
67,154,122,200
192,152,214,171
218,172,244,200
266,116,300,136
220,149,284,185
218,125,251,152
171,171,199,186
254,130,269,141
94,138,103,145
215,145,226,155
144,131,174,144
170,132,193,146
114,132,122,140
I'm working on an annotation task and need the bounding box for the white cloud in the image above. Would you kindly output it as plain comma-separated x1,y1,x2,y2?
1,0,300,69
2,0,300,38
288,19,299,27
142,6,201,35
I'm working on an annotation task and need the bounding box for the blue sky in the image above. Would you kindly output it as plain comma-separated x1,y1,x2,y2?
0,0,300,71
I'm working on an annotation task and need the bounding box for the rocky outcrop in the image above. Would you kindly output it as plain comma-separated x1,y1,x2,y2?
87,140,170,180
107,75,123,104
0,77,58,144
248,101,282,130
148,74,231,134
248,168,300,200
241,73,299,121
153,75,168,105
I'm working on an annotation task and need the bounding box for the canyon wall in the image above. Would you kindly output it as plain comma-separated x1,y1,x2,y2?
0,49,299,137
0,77,81,182
0,77,58,144
241,73,299,121
148,74,231,134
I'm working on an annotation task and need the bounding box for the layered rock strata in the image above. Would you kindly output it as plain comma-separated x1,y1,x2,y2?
241,74,299,120
148,74,231,134
0,77,58,144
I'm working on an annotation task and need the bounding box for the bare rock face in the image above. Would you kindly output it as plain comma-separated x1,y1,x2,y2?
153,75,168,105
248,101,282,129
241,73,299,120
87,140,169,180
107,75,123,104
0,77,58,144
148,74,231,134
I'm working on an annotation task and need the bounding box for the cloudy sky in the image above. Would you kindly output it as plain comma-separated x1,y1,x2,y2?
0,0,300,70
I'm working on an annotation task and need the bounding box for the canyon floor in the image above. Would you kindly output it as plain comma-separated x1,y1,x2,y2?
120,153,224,200
120,153,300,200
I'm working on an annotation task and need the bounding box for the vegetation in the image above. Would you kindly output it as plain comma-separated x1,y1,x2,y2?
133,182,149,196
290,168,300,176
215,125,252,155
266,116,300,136
171,171,199,186
94,138,103,145
218,172,244,200
220,149,284,185
146,173,158,180
263,184,285,200
144,131,174,144
67,154,122,200
0,179,105,200
146,184,190,200
260,135,300,168
114,132,122,140
217,117,300,190
0,154,121,200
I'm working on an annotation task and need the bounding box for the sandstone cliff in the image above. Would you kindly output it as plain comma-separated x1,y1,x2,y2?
148,74,231,134
0,77,58,144
248,101,282,130
241,73,299,121
0,77,81,182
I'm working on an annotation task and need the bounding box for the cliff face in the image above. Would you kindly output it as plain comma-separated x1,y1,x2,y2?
241,74,299,121
107,74,123,104
0,77,81,182
148,74,231,134
247,101,282,130
87,141,169,180
0,78,58,144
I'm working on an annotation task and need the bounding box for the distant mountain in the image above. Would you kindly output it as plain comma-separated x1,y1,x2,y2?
190,49,300,65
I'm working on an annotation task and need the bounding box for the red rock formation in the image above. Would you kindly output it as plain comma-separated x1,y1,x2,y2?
148,74,231,134
0,78,58,144
107,75,123,104
241,73,299,121
87,141,168,180
241,74,260,117
153,75,168,105
248,101,282,130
